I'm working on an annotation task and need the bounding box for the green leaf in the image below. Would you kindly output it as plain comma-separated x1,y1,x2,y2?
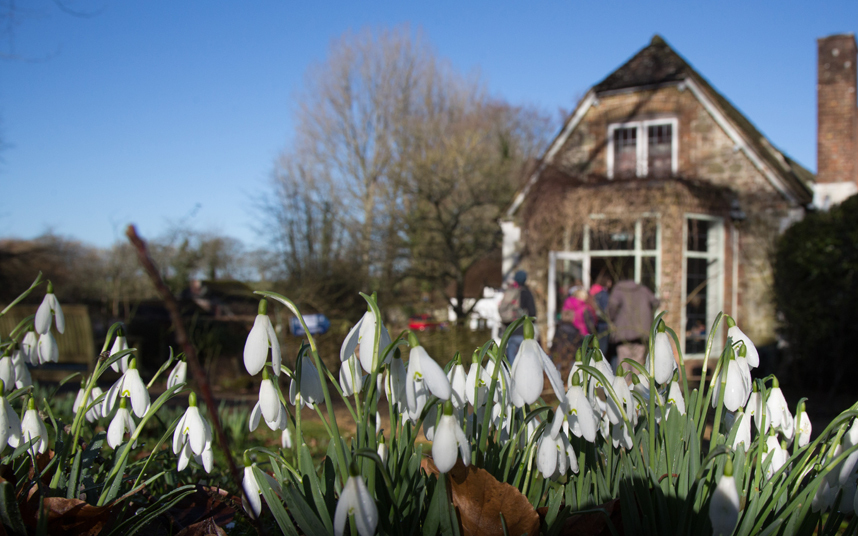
0,481,27,536
252,465,298,536
281,483,329,536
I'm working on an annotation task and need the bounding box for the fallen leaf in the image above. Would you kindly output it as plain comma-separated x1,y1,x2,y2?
176,517,228,536
424,458,540,536
166,485,237,531
21,494,114,536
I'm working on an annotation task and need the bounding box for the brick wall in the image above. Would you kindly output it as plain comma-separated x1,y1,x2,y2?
817,34,858,186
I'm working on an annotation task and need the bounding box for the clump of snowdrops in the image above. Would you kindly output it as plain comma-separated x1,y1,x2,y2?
4,274,858,535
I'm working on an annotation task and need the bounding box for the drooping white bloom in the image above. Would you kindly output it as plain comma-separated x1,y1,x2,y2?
107,398,137,449
334,472,378,536
766,382,792,432
605,375,633,425
838,421,858,487
109,330,130,373
341,310,392,374
794,405,812,449
167,359,188,389
339,353,364,397
666,378,686,418
241,463,282,519
611,421,634,450
553,382,597,443
73,385,103,423
405,341,451,422
727,323,759,368
252,371,289,431
35,284,65,335
466,358,491,408
21,399,48,455
447,362,467,409
731,411,752,453
746,389,770,434
709,459,740,536
0,354,15,393
281,427,293,449
289,354,324,409
377,438,388,465
384,352,407,409
11,347,31,390
432,403,470,473
37,332,59,364
103,359,150,418
813,478,837,513
174,393,213,473
21,330,38,366
647,330,677,385
244,300,281,377
711,355,750,412
765,435,788,478
537,425,578,479
510,338,564,407
0,388,22,451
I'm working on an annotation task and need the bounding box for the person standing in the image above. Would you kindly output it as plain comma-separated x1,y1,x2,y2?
500,270,537,363
590,275,613,358
607,280,659,373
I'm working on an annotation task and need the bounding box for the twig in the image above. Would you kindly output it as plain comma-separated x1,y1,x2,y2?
125,225,265,535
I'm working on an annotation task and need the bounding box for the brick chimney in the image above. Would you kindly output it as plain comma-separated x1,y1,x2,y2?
815,34,858,208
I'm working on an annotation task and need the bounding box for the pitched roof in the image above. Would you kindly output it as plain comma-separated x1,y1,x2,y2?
595,35,813,202
506,35,814,216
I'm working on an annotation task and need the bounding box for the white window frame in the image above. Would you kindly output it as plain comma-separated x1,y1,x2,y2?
680,213,725,358
546,215,661,346
607,118,679,178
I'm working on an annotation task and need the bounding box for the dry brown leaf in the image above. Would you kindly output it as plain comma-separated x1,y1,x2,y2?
538,498,623,536
166,485,237,531
424,458,541,536
21,494,114,536
176,517,228,536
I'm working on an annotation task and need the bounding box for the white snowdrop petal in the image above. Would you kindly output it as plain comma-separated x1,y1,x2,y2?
124,370,150,418
35,297,53,335
249,402,262,432
266,321,281,376
50,295,65,334
244,317,269,376
259,380,280,424
353,477,379,536
340,318,362,363
432,415,460,473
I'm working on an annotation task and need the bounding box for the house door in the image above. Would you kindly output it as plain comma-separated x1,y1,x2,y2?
546,251,586,347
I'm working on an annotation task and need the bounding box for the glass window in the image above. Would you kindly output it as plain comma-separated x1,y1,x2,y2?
683,216,724,356
613,127,637,176
687,219,709,252
685,257,709,354
642,218,658,250
590,220,635,251
641,256,657,293
648,124,672,177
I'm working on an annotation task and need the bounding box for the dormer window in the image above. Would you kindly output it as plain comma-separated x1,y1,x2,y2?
607,119,678,178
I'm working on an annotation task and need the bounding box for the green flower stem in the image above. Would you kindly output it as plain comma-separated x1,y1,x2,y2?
709,347,730,449
694,312,724,428
478,318,524,457
320,363,359,423
0,273,43,319
256,290,350,484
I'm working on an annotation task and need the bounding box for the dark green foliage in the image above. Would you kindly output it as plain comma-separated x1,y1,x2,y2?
774,194,858,391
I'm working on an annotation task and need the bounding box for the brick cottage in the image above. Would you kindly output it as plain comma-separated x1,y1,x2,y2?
500,34,858,363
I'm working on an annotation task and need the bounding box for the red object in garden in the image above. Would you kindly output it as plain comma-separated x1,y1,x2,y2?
408,314,446,331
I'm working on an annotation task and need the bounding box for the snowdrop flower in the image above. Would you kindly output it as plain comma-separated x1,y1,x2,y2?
711,351,749,412
405,333,451,422
605,372,633,425
341,308,392,375
813,476,836,513
726,316,758,368
73,383,103,423
731,410,752,453
281,427,292,449
334,464,378,536
35,281,65,335
537,423,578,479
665,374,686,418
103,358,150,419
796,401,812,448
510,319,564,407
709,457,740,536
377,436,388,465
174,393,213,473
289,354,323,409
241,454,282,520
244,299,281,377
553,375,597,443
447,358,467,409
611,421,634,450
466,352,491,408
0,352,15,393
384,349,407,409
11,346,31,390
746,384,770,434
109,329,130,373
838,420,858,487
21,329,38,366
0,383,22,451
167,358,188,389
37,332,59,365
765,434,788,478
21,398,48,455
339,353,364,397
107,397,137,449
252,369,289,431
647,326,676,385
766,378,792,433
432,401,470,473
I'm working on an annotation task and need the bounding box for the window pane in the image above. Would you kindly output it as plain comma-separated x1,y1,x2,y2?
590,220,635,251
641,218,658,250
613,127,637,176
641,256,657,293
686,257,709,354
647,124,672,177
591,256,635,285
687,219,709,252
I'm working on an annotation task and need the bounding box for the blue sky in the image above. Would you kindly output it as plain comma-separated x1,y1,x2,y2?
1,1,855,248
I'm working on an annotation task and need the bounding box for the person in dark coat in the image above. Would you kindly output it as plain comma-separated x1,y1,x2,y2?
505,270,536,363
608,280,659,373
